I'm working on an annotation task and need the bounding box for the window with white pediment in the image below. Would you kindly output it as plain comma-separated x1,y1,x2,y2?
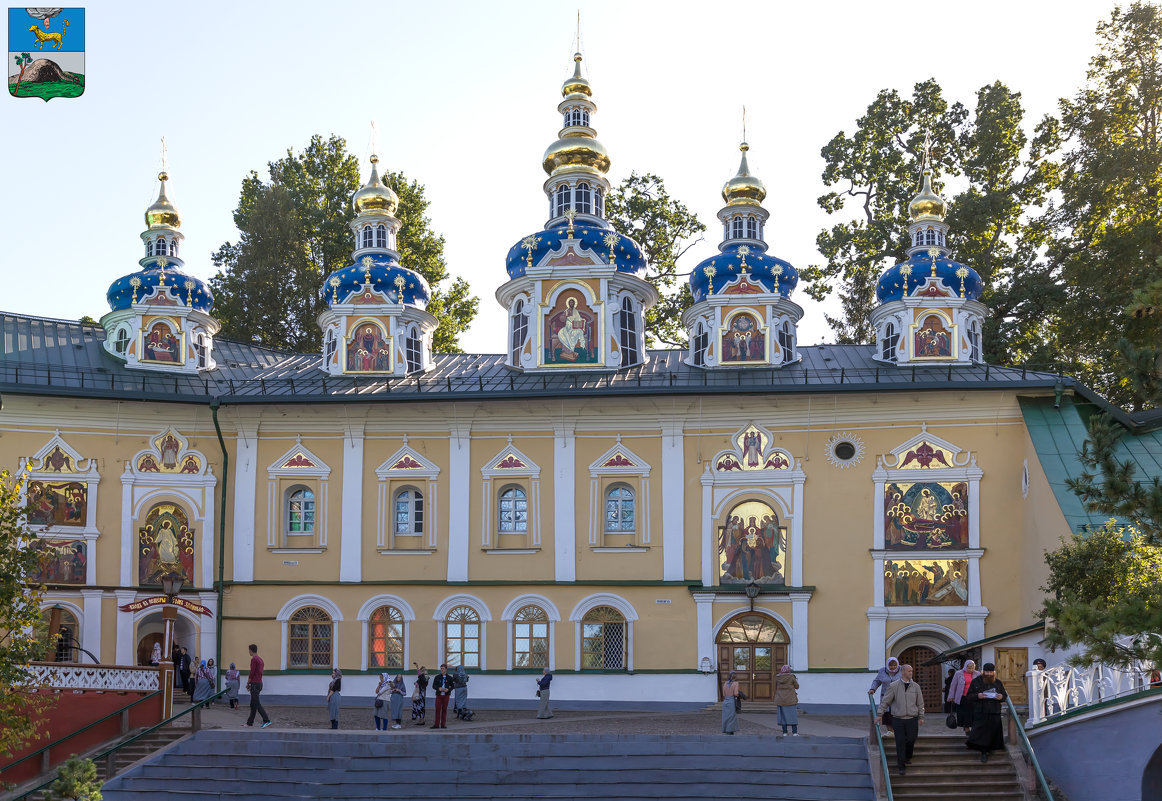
480,440,541,550
375,441,440,552
266,439,331,550
588,438,651,548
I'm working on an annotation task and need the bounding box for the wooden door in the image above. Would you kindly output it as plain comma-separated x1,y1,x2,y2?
995,647,1028,704
717,643,786,701
137,632,164,666
899,646,942,713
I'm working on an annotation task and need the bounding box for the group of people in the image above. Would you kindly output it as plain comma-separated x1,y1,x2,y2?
159,642,221,705
358,663,476,731
721,664,799,736
869,655,1011,777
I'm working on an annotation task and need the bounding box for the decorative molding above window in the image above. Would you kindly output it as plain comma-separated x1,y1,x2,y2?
375,437,440,550
587,436,651,546
266,437,331,548
480,438,542,548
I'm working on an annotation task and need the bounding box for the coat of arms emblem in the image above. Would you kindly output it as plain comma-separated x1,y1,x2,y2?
8,7,84,101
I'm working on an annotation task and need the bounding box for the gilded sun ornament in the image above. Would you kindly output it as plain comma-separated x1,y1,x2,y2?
563,207,577,237
737,244,751,269
129,276,142,303
704,265,717,294
329,275,341,304
956,266,969,297
394,274,406,302
927,248,939,277
361,255,375,284
825,432,866,469
900,264,913,279
603,232,618,264
184,279,195,305
156,256,169,285
521,235,541,267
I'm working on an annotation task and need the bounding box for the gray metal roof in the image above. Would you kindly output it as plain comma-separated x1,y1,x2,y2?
0,311,1071,405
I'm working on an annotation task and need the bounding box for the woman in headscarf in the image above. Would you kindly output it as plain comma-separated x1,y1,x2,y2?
389,673,407,729
947,659,981,734
191,660,213,703
774,664,800,736
964,662,1007,762
722,671,740,735
327,668,342,729
224,662,241,709
374,672,392,730
868,657,901,738
205,658,217,703
150,642,162,666
411,665,428,725
453,664,469,718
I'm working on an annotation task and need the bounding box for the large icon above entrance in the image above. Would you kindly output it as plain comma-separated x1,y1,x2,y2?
718,500,787,584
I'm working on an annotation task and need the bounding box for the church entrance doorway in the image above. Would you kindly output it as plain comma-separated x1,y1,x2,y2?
716,613,788,701
898,645,942,712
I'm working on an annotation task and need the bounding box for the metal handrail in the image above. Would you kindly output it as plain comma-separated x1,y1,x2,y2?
1,690,161,774
7,690,227,801
867,695,894,801
1005,695,1055,801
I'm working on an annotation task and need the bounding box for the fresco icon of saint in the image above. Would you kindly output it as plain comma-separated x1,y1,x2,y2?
884,558,968,606
718,500,787,585
8,7,85,101
345,321,392,372
884,481,969,549
544,289,597,365
913,313,953,358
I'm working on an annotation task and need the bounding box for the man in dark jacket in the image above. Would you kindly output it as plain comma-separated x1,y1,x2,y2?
431,664,453,729
177,647,192,698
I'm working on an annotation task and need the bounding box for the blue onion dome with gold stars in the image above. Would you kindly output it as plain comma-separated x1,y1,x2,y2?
106,171,214,313
689,245,799,303
323,254,431,309
505,225,646,279
875,169,983,303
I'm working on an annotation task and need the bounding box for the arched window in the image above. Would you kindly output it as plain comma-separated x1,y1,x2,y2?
325,329,337,364
693,322,708,367
288,606,333,668
498,486,527,533
618,296,639,367
969,320,981,363
362,227,373,249
555,185,570,218
513,605,549,668
746,216,758,239
594,188,604,218
37,607,80,662
195,333,208,368
405,325,422,373
881,322,899,362
445,605,480,668
731,216,744,239
778,321,794,364
376,224,387,248
394,487,424,536
114,327,130,355
368,605,404,669
169,238,177,256
286,487,316,537
604,485,635,533
510,299,529,365
575,182,592,215
145,239,154,257
582,606,626,669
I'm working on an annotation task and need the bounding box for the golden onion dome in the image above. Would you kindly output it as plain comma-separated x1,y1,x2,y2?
542,135,610,176
144,172,181,228
909,168,946,221
721,143,767,206
352,155,399,215
561,52,592,98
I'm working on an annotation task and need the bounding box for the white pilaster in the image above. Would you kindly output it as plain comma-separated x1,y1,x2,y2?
339,422,366,582
115,589,137,665
199,592,218,671
790,479,804,586
693,592,715,670
790,591,810,669
660,424,685,581
201,483,216,587
553,423,576,582
119,473,134,586
81,589,103,663
447,424,471,582
231,420,259,582
867,608,887,669
700,466,714,587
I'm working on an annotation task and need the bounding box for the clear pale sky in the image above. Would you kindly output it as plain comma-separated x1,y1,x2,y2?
1,0,1115,352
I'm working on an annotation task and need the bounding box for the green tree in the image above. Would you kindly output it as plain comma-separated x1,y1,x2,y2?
0,470,50,758
1047,2,1162,409
11,53,31,96
606,172,706,347
1039,521,1162,668
47,756,103,801
210,134,478,354
804,79,1061,360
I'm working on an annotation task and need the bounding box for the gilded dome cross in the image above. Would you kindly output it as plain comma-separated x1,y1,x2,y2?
394,274,406,302
705,265,716,294
564,207,576,238
521,235,541,267
184,279,195,306
329,275,340,304
603,231,618,265
129,276,142,304
738,245,750,270
156,256,168,285
956,266,969,298
361,256,374,284
927,248,939,277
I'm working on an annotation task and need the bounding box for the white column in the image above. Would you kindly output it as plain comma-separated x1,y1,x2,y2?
872,476,886,549
85,534,97,586
199,592,218,671
790,479,804,586
661,424,685,581
81,589,103,663
968,475,982,549
447,424,471,582
700,466,714,587
339,422,365,582
693,592,715,670
231,421,259,582
115,590,136,665
790,591,810,670
553,422,576,583
120,471,135,586
867,609,887,670
201,483,216,588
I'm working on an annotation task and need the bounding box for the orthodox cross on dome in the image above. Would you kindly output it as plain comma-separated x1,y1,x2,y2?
603,231,618,265
927,248,939,277
521,234,541,267
362,255,374,284
329,275,340,304
156,256,169,285
705,265,716,294
741,105,747,143
737,244,750,270
956,266,969,297
920,130,932,174
394,274,406,302
370,119,379,160
160,136,168,174
130,276,141,303
564,206,576,238
184,279,195,305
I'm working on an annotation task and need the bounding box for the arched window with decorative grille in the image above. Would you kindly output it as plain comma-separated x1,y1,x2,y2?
288,606,333,668
145,239,154,257
575,182,592,214
195,333,208,369
394,487,424,536
604,485,635,534
618,296,639,367
368,605,405,669
445,605,480,668
582,606,626,669
881,322,899,362
513,605,549,668
693,322,708,366
169,239,177,256
498,486,527,533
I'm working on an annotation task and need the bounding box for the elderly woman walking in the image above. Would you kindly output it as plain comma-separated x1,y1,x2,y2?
536,668,553,719
191,660,213,703
774,665,800,736
947,659,981,735
722,671,741,735
326,668,342,729
224,662,241,709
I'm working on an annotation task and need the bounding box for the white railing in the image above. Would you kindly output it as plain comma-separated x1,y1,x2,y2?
1027,659,1155,726
26,662,160,692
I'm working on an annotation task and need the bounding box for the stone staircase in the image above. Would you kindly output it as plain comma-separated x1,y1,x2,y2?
101,731,878,801
886,736,1026,800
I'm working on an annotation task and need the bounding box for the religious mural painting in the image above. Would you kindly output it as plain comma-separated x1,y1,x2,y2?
345,320,392,372
884,558,967,605
884,482,969,549
720,311,765,363
138,502,195,585
544,289,597,365
38,445,75,473
141,320,182,363
714,424,792,472
134,429,203,474
26,480,87,527
718,500,787,585
29,539,87,585
912,313,954,359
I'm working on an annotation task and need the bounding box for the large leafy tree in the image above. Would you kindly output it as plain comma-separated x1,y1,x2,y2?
210,135,478,354
606,173,706,347
1047,2,1162,409
803,79,1061,359
1,470,50,757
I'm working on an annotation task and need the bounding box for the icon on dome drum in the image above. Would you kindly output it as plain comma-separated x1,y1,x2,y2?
8,7,84,101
